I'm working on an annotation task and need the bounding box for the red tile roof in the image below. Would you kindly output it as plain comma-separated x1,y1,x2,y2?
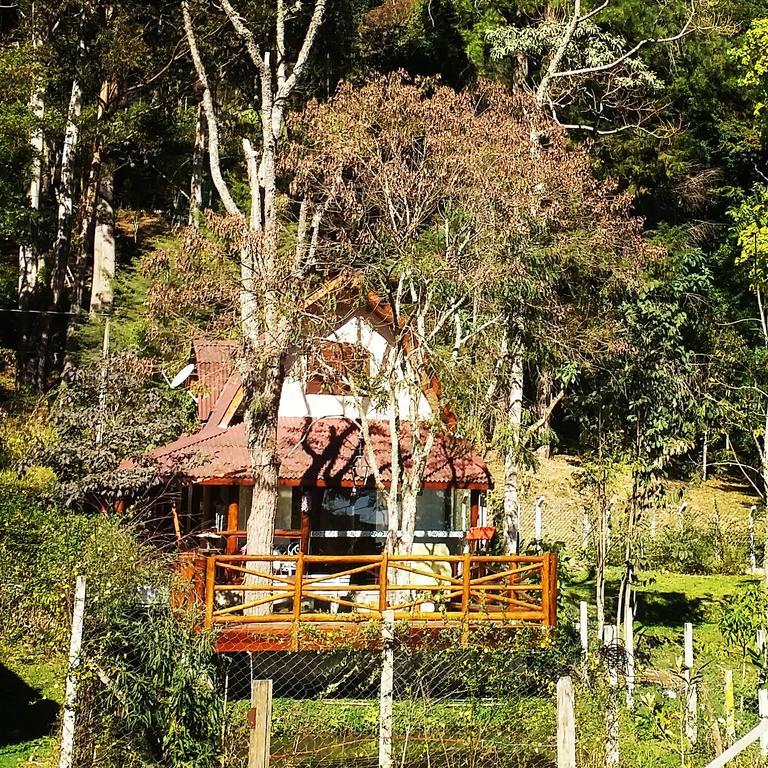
139,418,491,489
191,340,238,422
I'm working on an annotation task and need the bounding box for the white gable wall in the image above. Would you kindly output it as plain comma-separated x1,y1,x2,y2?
277,312,432,420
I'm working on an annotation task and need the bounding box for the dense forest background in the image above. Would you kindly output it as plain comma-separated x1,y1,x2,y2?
2,0,768,511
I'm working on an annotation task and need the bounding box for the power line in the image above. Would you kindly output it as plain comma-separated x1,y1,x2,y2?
0,307,98,317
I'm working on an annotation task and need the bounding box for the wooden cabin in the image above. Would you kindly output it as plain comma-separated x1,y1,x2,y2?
127,285,557,650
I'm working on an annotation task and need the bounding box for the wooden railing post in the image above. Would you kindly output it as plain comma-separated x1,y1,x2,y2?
291,553,304,652
544,552,558,626
204,556,216,629
460,552,471,645
226,501,239,554
378,552,389,615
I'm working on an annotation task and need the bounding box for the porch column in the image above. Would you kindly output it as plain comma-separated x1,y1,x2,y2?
226,500,239,554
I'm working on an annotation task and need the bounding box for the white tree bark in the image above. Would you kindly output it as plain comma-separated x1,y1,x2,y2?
19,43,45,300
189,101,207,226
502,338,524,554
182,0,327,589
52,67,84,306
90,166,115,313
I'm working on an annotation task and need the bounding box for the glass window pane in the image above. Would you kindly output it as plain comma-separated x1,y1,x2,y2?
416,490,451,531
317,489,383,531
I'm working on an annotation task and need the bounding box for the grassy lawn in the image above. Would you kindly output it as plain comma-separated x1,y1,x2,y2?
0,647,65,768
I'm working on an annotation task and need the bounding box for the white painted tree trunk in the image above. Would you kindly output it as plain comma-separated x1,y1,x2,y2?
52,70,84,306
502,340,524,554
89,166,115,313
189,101,206,226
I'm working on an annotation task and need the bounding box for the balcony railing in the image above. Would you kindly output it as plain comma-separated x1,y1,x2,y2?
178,552,557,650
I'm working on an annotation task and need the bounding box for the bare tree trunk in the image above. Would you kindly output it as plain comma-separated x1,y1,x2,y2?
595,493,609,638
182,0,327,583
52,69,84,308
399,490,418,556
188,101,206,227
18,54,45,301
396,351,436,557
535,366,554,459
241,340,286,616
502,338,524,554
90,165,115,313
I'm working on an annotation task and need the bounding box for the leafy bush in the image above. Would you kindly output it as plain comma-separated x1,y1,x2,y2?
0,476,164,650
35,352,195,504
646,518,749,575
83,608,225,768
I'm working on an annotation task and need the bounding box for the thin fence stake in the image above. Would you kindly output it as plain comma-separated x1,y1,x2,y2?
759,689,768,757
59,576,87,768
683,622,697,747
724,669,736,746
750,506,757,572
534,496,544,550
378,609,395,768
220,671,229,767
247,680,272,768
603,625,619,768
625,601,635,709
557,677,576,768
580,601,589,657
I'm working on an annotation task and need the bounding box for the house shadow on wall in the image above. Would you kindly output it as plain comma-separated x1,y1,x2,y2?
0,664,59,747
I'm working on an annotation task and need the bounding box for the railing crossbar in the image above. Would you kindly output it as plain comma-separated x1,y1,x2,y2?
197,552,556,637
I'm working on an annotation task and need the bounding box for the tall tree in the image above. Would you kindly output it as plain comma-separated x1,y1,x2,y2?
181,0,328,557
292,74,650,553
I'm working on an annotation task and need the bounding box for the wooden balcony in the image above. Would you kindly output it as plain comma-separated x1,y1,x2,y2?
178,552,558,652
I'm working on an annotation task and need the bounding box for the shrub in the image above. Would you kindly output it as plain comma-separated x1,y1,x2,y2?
0,476,164,650
82,607,225,768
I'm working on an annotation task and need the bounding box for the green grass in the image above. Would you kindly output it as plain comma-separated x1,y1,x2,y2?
1,645,65,768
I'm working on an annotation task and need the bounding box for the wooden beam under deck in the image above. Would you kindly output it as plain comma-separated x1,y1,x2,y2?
214,620,547,653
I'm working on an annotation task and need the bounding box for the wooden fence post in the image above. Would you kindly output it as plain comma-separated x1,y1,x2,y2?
724,669,736,746
379,609,395,768
248,679,272,768
557,676,576,768
759,688,768,757
59,576,87,768
683,622,697,747
603,625,619,768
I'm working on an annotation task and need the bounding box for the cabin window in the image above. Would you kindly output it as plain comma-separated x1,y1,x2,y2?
306,341,370,396
237,486,296,530
415,490,452,532
317,489,384,531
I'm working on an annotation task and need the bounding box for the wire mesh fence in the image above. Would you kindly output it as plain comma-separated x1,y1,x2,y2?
218,641,563,768
52,571,768,768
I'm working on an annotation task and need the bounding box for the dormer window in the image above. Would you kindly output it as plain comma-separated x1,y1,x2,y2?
307,341,370,396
